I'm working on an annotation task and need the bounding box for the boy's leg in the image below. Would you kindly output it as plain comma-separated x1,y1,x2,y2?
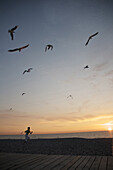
25,134,28,142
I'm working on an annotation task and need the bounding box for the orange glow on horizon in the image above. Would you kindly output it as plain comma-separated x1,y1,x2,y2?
0,129,108,136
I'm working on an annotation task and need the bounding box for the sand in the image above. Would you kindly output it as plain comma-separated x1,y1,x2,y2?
0,138,112,156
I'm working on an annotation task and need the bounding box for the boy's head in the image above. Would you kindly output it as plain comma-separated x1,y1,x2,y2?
28,127,30,130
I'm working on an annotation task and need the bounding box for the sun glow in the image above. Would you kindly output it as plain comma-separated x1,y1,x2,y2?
108,127,112,131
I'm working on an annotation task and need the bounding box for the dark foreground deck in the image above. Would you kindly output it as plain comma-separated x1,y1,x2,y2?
0,153,113,170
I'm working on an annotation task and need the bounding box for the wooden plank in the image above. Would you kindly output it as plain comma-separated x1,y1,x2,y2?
0,153,112,170
69,156,86,170
0,153,30,166
11,155,48,170
28,155,64,170
33,155,65,170
0,153,9,157
61,156,81,170
46,155,71,170
76,156,91,170
49,156,76,170
0,153,13,159
18,155,48,170
0,154,34,169
83,156,96,169
107,156,113,170
37,155,70,170
20,155,61,170
90,156,102,170
99,156,107,170
0,154,41,169
8,155,47,170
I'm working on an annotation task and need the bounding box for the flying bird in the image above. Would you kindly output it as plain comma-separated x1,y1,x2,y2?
67,95,73,99
84,65,89,69
85,32,99,46
9,108,12,111
8,44,29,52
8,25,18,40
22,93,26,96
23,68,33,74
45,44,53,52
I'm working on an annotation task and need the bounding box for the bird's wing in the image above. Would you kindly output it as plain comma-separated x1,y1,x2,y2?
29,68,33,70
20,44,29,50
23,70,27,74
71,95,73,99
67,95,70,98
67,95,73,99
11,25,18,31
8,29,11,33
28,68,33,72
84,65,89,69
8,48,19,52
51,45,53,50
10,32,14,40
85,38,90,46
45,46,47,52
90,32,99,38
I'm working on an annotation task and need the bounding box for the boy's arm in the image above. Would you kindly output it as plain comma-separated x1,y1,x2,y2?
30,131,33,134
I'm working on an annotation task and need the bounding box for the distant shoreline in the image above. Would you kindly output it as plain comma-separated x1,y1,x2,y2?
0,130,112,139
0,138,112,156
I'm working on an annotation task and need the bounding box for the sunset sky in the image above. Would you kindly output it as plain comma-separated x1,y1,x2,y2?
0,0,113,135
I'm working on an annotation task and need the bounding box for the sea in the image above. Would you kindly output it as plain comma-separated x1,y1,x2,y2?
0,131,113,139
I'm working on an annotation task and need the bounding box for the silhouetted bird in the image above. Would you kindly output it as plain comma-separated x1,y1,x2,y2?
22,93,26,96
84,65,89,69
8,25,18,40
8,44,29,52
23,68,33,74
67,95,73,99
45,45,53,52
9,108,12,111
85,32,99,46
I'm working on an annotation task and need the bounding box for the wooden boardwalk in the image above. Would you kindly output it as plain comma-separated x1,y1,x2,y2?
0,153,113,170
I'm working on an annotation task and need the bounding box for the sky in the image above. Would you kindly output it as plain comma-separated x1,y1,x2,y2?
0,0,113,135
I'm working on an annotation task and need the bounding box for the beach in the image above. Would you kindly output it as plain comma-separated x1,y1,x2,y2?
0,138,112,156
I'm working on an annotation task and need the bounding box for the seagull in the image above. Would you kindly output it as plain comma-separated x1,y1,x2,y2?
23,68,33,74
8,25,18,40
8,44,29,52
85,32,99,46
67,95,73,99
22,93,26,96
84,65,89,69
45,44,53,52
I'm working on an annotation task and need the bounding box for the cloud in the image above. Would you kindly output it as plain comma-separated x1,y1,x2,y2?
84,73,97,81
78,100,89,113
1,109,113,125
0,111,30,119
100,121,113,126
37,113,113,124
105,70,113,76
93,62,108,72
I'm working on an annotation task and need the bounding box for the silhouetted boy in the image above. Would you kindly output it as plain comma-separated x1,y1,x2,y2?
25,127,33,142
